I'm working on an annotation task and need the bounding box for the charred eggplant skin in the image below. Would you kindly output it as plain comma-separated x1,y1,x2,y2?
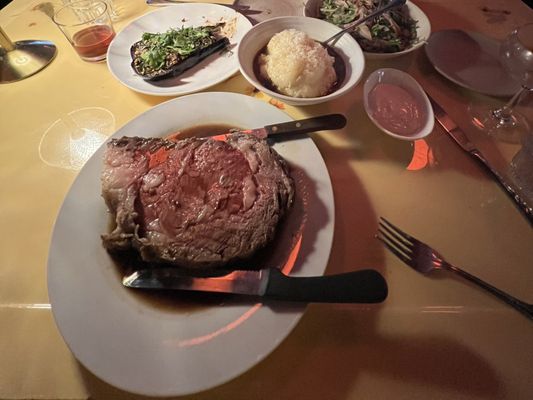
131,36,229,81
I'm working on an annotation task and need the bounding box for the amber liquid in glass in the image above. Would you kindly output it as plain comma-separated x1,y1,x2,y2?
72,25,115,59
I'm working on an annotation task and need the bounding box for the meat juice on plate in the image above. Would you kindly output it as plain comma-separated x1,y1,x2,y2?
172,124,237,139
106,124,301,313
110,124,238,313
368,83,425,136
72,25,115,59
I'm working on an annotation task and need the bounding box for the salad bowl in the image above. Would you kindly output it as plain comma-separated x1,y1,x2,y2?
304,0,431,59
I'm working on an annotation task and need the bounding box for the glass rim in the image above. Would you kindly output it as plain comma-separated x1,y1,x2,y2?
53,0,109,28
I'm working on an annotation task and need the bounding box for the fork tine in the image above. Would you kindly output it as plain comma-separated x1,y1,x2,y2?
379,217,415,244
377,224,412,255
378,218,412,253
376,230,412,266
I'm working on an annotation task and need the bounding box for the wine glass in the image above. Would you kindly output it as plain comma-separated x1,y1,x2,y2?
0,26,56,83
469,23,533,144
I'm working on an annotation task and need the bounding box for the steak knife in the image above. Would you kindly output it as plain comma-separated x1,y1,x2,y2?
212,114,347,140
123,267,388,304
429,96,533,224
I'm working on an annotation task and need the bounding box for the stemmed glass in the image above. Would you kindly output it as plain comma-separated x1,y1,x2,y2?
0,26,56,83
469,23,533,144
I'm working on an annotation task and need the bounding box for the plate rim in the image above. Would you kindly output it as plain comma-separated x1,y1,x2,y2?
424,29,521,97
47,92,335,396
106,4,253,96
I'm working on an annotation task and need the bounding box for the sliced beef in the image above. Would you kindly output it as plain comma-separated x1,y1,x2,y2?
101,134,294,269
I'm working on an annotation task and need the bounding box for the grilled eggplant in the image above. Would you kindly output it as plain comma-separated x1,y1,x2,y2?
130,24,230,81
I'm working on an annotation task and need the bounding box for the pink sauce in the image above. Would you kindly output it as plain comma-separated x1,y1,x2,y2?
368,83,425,136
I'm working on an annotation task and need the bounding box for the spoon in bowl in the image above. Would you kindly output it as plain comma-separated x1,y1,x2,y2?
322,0,407,47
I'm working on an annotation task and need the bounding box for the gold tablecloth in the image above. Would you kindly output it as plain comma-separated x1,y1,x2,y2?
1,0,532,398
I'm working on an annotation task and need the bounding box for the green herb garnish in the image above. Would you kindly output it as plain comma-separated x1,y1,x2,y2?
134,25,220,73
320,0,357,25
319,0,418,53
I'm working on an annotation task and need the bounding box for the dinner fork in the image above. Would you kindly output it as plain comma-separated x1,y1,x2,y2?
376,217,533,320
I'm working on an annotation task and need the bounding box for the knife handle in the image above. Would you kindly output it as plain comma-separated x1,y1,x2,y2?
264,269,388,303
264,114,347,136
471,150,533,225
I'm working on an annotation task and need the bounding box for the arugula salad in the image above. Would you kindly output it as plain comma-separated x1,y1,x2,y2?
319,0,418,53
131,23,229,80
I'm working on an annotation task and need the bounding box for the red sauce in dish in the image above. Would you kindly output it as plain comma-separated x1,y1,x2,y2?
368,83,424,136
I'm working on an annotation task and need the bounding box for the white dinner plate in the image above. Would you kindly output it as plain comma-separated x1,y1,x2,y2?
425,29,521,97
106,4,252,96
47,92,335,396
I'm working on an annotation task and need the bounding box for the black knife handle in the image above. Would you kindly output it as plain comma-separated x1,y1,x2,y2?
264,114,347,136
264,268,388,303
471,149,533,225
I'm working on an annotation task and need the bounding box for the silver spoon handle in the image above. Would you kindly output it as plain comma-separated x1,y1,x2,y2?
323,0,406,46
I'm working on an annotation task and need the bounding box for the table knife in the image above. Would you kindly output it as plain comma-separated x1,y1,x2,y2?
145,0,260,14
123,267,388,304
429,96,533,224
146,0,240,7
211,114,347,140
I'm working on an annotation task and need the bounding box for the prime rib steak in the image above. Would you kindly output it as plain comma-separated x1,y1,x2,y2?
101,134,294,269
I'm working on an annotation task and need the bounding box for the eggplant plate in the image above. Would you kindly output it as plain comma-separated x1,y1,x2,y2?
130,24,230,81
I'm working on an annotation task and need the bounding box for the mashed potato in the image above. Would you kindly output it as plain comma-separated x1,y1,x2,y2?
259,29,337,98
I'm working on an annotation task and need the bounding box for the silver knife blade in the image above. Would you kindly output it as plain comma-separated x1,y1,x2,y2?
146,0,248,10
123,268,270,296
145,1,262,15
123,267,389,303
429,96,476,153
429,94,533,223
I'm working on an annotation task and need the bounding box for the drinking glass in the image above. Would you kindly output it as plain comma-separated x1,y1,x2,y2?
62,0,119,21
469,23,533,144
53,0,116,62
